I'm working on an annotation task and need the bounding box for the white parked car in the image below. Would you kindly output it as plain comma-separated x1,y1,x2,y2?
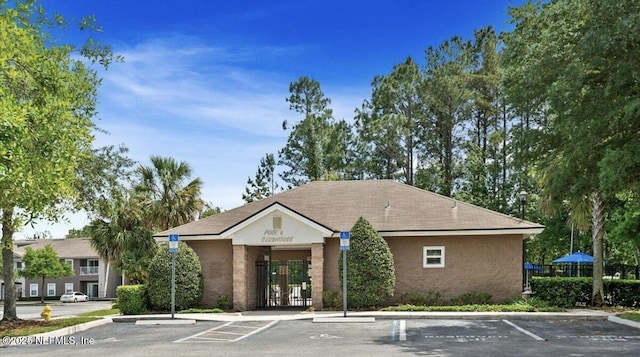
60,291,89,303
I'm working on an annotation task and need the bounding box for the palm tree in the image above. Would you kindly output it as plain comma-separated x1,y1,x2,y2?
89,190,157,296
89,218,126,298
135,156,204,231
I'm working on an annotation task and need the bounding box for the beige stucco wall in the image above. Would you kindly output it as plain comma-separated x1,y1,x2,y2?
322,234,523,304
187,240,233,307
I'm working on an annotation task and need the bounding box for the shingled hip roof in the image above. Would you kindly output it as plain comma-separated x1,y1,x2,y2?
156,180,544,238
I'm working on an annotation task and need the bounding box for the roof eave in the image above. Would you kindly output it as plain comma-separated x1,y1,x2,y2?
156,227,544,242
377,227,545,237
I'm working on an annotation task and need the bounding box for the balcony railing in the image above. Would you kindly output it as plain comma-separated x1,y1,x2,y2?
80,266,99,275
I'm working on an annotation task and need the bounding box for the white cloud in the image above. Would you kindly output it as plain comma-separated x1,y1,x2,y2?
19,33,368,238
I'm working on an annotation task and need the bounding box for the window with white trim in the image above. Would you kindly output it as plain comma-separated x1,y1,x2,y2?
30,284,38,297
65,259,73,267
47,283,56,296
65,283,74,294
423,246,445,268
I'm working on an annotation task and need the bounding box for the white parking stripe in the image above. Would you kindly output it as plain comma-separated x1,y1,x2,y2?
233,320,279,342
399,320,407,341
174,321,278,343
174,322,234,343
502,319,546,341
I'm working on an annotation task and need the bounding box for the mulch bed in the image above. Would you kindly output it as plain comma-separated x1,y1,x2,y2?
0,319,47,334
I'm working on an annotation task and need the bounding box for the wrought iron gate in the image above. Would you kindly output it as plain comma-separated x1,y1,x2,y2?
256,260,311,309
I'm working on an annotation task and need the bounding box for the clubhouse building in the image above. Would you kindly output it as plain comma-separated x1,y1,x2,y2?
155,180,543,310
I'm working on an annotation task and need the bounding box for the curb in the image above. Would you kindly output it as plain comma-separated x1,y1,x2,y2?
111,310,614,323
32,317,113,339
608,315,640,329
0,317,113,348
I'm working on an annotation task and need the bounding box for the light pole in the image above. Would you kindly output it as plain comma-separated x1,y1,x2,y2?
519,191,527,220
519,190,529,292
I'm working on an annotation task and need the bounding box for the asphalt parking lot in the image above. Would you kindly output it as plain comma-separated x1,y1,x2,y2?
1,318,639,356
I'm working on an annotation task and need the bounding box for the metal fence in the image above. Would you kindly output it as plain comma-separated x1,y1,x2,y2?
527,264,640,279
256,260,311,309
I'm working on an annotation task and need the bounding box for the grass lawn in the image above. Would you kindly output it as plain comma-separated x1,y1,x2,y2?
0,308,120,338
77,308,121,317
617,312,640,322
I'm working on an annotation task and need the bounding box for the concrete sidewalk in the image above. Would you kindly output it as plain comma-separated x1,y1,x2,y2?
112,308,615,323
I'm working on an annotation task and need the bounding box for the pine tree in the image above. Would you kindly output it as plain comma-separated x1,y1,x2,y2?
243,153,279,203
279,76,353,186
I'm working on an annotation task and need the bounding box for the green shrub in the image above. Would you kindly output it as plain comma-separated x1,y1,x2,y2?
399,291,443,306
531,277,591,308
117,285,147,315
339,217,395,309
323,290,341,309
604,279,640,307
216,293,231,310
531,277,640,308
532,277,640,308
450,292,492,305
146,241,204,311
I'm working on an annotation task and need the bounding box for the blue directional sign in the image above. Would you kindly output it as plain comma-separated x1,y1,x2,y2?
168,234,179,254
340,231,350,251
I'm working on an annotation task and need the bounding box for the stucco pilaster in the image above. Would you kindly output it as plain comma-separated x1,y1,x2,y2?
232,245,248,310
311,243,324,310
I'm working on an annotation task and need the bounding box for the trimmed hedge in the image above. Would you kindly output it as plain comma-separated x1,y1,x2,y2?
398,291,443,306
604,279,640,307
531,277,640,308
147,241,204,311
117,285,147,315
450,292,492,305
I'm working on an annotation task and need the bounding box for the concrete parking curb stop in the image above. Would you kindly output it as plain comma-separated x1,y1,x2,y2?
312,317,375,323
135,319,196,325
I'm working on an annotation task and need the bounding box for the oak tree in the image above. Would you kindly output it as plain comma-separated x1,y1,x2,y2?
1,0,116,321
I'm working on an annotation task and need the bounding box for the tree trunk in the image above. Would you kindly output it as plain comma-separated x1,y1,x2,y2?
591,191,605,306
1,206,19,322
103,260,110,298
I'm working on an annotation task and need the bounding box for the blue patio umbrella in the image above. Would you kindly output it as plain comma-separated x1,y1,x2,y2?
524,262,542,271
552,251,594,277
551,251,594,264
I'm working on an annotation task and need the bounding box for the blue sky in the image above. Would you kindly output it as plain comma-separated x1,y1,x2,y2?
21,0,525,238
